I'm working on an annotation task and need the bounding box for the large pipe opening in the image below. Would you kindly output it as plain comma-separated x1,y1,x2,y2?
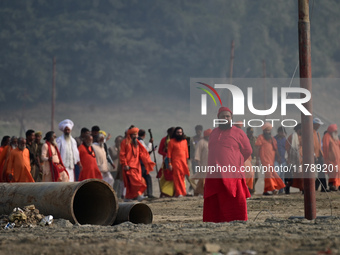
72,180,118,225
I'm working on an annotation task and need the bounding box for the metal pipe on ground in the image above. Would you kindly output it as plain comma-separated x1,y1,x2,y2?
113,202,153,225
0,179,118,225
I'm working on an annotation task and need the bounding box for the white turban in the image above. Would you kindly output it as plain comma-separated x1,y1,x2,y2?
58,119,74,132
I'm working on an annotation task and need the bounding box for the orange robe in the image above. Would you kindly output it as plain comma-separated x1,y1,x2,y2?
167,138,190,196
78,144,103,181
120,139,155,199
5,148,34,182
255,135,285,192
322,133,340,187
286,134,304,190
0,146,14,182
0,146,5,181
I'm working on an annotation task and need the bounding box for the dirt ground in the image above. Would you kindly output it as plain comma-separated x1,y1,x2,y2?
1,189,340,255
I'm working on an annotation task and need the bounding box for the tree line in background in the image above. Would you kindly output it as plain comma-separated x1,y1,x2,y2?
1,0,339,107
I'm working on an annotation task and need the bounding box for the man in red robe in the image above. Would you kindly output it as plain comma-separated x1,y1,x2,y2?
256,123,285,195
5,137,34,183
78,134,103,181
120,127,155,201
0,136,17,182
203,107,252,223
168,127,190,197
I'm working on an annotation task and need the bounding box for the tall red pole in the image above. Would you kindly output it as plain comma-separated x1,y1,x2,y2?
298,0,316,220
52,57,56,131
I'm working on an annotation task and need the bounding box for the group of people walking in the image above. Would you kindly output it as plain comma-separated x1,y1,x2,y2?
1,109,339,222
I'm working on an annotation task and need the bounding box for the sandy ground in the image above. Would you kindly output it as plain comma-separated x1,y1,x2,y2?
1,187,340,255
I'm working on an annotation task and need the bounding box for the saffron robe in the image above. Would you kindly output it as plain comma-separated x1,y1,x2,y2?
323,133,340,187
5,148,34,183
120,139,155,199
0,146,4,181
167,138,190,196
203,126,252,223
0,145,13,182
78,144,103,181
256,135,285,192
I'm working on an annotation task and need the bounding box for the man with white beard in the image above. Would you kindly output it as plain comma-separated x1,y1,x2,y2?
93,133,114,186
323,124,340,191
56,119,82,182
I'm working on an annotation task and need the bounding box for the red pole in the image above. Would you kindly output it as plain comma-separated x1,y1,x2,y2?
298,0,316,220
52,57,56,131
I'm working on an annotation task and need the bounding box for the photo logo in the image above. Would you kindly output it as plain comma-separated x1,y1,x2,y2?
196,82,223,114
195,81,312,128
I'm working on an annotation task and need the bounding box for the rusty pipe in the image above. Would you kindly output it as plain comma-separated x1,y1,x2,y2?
0,179,118,225
113,202,153,225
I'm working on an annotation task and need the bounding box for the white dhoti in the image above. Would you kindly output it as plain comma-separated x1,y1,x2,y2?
66,167,75,182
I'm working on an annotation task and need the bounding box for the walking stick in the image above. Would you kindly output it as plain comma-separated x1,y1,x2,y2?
148,129,162,194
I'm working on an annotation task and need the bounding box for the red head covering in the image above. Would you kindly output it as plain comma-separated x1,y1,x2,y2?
127,127,139,135
262,122,272,131
327,124,338,133
203,129,212,137
217,106,232,118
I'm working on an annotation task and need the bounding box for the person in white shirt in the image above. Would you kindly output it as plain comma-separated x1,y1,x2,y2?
56,119,82,182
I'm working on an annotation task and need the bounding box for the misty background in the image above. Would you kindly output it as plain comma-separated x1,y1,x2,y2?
1,0,340,145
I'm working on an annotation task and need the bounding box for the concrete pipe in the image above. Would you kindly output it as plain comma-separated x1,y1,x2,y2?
0,179,118,225
113,202,153,225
